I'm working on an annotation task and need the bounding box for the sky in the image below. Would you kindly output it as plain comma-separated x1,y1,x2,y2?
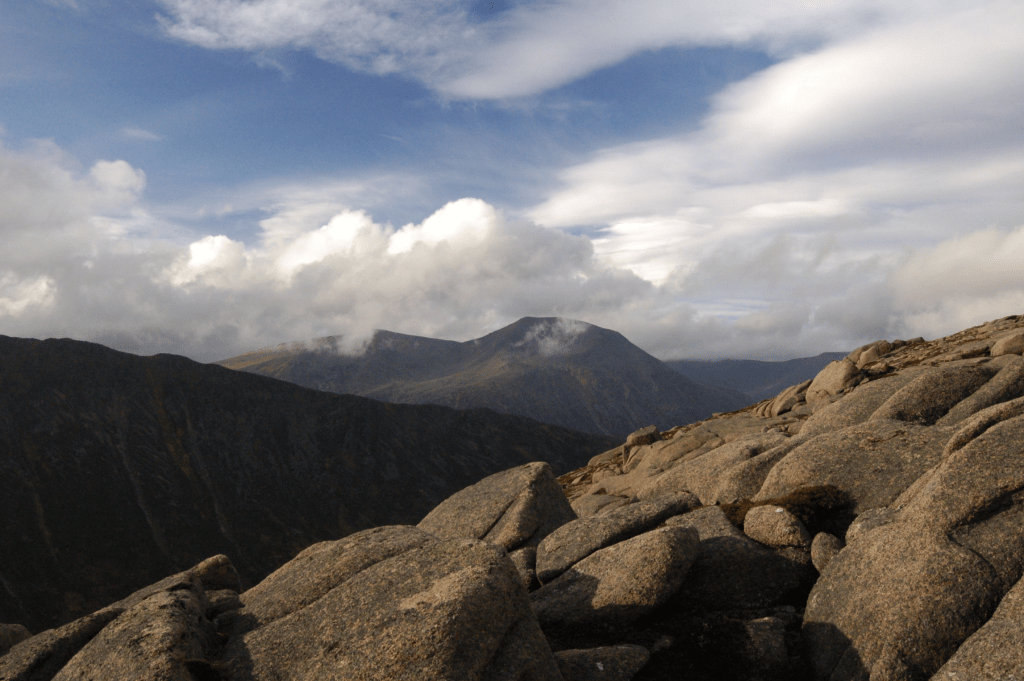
0,0,1021,362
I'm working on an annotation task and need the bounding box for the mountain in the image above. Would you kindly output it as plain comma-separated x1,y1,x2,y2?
0,335,616,633
664,352,848,402
7,315,1024,680
215,317,750,438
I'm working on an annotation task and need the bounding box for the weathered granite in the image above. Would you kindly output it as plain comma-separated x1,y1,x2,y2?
418,462,577,552
554,645,650,681
531,526,699,631
754,419,953,513
228,534,562,680
536,491,700,583
744,505,812,549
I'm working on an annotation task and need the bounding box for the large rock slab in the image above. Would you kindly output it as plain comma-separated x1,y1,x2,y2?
932,571,1024,680
0,555,240,681
0,610,122,681
531,526,699,632
869,364,996,425
668,507,814,611
227,532,561,681
536,491,699,583
53,575,215,681
800,368,929,437
991,330,1024,356
418,462,576,552
805,359,861,408
803,412,1024,679
754,419,953,513
803,522,999,681
709,434,812,504
937,356,1024,425
235,526,435,632
633,432,790,504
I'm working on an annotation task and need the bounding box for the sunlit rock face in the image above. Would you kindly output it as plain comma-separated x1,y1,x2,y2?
215,316,750,439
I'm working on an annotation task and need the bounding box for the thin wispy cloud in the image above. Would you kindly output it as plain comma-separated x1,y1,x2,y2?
154,0,976,100
121,127,163,141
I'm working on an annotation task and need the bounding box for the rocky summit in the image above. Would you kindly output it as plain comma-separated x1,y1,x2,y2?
214,317,748,439
4,314,1024,680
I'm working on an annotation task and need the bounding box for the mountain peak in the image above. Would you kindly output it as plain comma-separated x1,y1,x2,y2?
216,318,747,438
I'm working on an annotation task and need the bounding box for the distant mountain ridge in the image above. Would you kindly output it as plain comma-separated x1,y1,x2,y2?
665,352,848,402
0,335,615,632
215,317,750,438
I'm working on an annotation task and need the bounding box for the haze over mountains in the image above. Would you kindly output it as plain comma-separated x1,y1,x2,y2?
0,335,615,632
666,353,847,402
215,317,750,439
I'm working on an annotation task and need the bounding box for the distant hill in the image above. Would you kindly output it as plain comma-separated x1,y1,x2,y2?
665,352,848,402
215,318,750,438
0,335,616,632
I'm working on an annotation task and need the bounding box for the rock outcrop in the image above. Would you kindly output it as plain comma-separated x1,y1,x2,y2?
5,313,1024,680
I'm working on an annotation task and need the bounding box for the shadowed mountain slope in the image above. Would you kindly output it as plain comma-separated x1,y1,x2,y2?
0,335,616,632
216,317,749,438
665,353,848,402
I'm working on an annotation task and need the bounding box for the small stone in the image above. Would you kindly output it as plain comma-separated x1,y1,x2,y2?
810,532,843,573
744,505,812,549
0,623,32,656
745,616,789,671
554,645,650,681
509,546,539,591
625,425,660,448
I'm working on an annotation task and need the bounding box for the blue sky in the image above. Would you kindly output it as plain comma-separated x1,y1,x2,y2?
1,0,1022,362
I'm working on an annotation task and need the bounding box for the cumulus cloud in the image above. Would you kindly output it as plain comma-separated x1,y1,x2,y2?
154,0,972,100
0,136,660,361
0,132,1019,363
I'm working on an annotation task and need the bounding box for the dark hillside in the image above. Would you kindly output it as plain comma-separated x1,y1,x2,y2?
0,335,615,632
666,352,847,401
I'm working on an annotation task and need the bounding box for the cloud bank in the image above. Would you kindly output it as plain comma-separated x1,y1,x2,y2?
1,129,1021,363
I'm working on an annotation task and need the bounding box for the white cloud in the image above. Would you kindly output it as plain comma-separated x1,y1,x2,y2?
0,131,1020,364
516,1,1023,354
154,0,977,100
387,198,494,255
156,0,469,81
516,317,593,356
0,272,56,318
